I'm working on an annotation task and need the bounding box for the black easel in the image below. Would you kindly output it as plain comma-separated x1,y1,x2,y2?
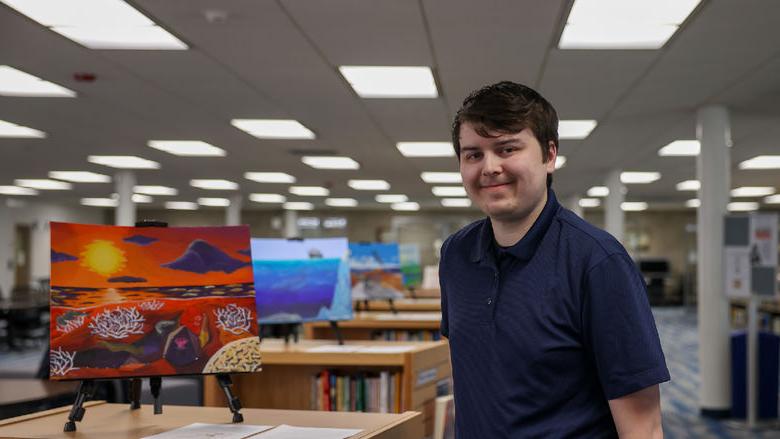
387,299,398,314
329,321,344,345
216,374,244,423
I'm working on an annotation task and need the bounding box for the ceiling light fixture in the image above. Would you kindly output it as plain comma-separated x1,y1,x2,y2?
339,66,438,98
231,119,315,139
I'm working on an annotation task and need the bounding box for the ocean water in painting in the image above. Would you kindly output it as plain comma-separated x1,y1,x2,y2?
251,238,352,324
349,242,405,300
49,222,261,381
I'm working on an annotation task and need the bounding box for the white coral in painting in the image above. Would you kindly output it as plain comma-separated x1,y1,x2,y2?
56,314,86,334
50,347,79,377
138,299,164,311
88,306,145,339
214,304,252,335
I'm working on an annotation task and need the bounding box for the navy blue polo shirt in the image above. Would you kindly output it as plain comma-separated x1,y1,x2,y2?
440,189,669,438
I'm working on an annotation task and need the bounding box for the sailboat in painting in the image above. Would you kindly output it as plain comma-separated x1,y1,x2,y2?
49,222,261,380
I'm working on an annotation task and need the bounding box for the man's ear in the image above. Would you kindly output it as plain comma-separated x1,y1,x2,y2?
546,141,558,171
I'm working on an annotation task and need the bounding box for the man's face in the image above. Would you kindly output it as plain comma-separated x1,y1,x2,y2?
458,122,556,223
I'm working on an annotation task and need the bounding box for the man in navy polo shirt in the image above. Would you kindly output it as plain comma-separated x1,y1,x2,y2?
440,81,669,438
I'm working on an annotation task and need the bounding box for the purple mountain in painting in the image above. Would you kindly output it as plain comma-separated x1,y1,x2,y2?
124,234,158,246
51,249,77,263
108,276,147,283
162,239,250,274
237,248,251,257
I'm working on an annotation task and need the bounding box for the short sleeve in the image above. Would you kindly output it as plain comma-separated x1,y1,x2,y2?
583,253,670,399
439,236,452,339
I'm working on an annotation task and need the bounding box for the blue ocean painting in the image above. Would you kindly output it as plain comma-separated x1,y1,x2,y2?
251,238,352,324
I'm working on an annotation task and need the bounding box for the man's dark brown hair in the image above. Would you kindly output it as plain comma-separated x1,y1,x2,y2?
451,81,559,186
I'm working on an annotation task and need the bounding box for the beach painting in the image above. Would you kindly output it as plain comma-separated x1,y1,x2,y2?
49,222,261,381
349,242,405,300
251,238,352,324
399,243,422,288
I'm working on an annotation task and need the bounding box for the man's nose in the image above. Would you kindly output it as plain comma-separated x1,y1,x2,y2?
482,152,502,176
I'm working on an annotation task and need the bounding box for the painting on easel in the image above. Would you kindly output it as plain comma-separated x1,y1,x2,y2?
49,222,261,380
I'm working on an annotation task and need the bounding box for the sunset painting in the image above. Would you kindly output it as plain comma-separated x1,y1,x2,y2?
49,222,261,381
349,242,405,300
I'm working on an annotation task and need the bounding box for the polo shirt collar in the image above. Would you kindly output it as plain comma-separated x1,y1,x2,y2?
470,188,560,263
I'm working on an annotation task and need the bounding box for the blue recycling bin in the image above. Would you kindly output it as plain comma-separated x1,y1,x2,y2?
730,330,779,419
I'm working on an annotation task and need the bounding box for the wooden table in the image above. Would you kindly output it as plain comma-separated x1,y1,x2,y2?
0,402,423,438
355,299,441,313
0,379,79,421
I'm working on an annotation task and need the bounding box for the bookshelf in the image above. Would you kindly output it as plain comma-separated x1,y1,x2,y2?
304,312,442,341
731,299,780,334
355,298,441,313
0,401,423,438
203,339,451,437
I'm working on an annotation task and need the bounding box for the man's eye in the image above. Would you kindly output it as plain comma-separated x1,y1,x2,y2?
465,152,481,160
501,146,517,154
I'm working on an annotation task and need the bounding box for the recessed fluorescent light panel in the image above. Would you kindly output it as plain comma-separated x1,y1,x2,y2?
764,195,780,204
49,171,110,183
245,172,296,183
131,194,152,203
621,202,648,211
284,202,314,211
302,156,360,170
134,185,177,196
348,180,390,191
587,186,609,197
190,179,238,190
375,194,408,203
81,198,117,207
391,202,420,211
148,140,225,157
558,120,597,139
441,198,472,207
658,140,700,156
339,66,438,98
230,119,315,139
420,172,461,184
0,65,76,97
559,0,701,49
685,199,700,208
555,156,567,170
325,198,358,207
676,180,700,191
289,186,329,196
0,119,46,138
579,198,601,208
0,0,187,50
14,179,71,190
730,187,775,197
198,197,230,207
728,202,759,212
250,193,286,203
432,186,467,197
397,142,454,158
88,155,160,169
0,186,38,196
165,201,198,210
620,172,660,184
739,156,780,170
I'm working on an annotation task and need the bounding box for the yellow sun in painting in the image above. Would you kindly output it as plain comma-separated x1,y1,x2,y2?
80,240,127,276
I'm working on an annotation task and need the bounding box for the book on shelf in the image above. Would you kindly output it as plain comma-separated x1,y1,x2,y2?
310,369,402,413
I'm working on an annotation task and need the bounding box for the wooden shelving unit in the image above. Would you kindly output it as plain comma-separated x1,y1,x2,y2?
203,339,450,437
355,298,441,313
303,312,442,340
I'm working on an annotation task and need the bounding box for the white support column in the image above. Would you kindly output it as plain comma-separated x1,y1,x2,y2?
283,209,299,238
226,194,242,226
114,171,136,226
565,195,584,218
605,169,624,243
696,105,731,416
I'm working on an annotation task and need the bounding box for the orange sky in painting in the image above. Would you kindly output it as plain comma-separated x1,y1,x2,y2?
51,222,252,288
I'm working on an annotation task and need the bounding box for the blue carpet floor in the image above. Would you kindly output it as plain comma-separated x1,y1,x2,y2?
655,307,780,438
